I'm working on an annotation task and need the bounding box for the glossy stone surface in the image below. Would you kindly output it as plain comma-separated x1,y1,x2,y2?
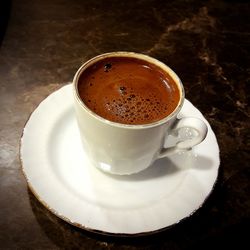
0,0,249,249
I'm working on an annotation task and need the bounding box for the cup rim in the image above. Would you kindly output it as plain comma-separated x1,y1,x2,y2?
73,51,185,129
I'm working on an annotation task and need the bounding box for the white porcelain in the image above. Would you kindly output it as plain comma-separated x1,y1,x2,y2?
73,52,208,175
20,84,220,235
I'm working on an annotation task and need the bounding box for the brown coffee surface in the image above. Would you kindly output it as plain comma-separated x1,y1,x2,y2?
78,56,180,125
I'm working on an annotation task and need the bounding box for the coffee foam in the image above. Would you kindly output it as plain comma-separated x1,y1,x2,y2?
99,85,173,124
78,57,179,125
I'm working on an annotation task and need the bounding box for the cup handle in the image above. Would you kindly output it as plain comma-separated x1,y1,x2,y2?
158,117,208,158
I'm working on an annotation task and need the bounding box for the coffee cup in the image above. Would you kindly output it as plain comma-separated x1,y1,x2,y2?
73,52,207,175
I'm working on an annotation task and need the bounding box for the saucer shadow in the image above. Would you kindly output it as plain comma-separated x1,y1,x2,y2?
27,188,183,247
28,188,108,248
27,180,221,248
28,188,178,247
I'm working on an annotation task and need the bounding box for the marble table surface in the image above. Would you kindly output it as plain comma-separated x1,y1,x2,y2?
0,0,249,249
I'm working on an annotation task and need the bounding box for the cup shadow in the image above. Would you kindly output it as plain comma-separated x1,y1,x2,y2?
105,153,214,182
105,157,178,182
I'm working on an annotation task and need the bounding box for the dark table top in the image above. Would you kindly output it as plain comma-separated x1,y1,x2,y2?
0,0,249,249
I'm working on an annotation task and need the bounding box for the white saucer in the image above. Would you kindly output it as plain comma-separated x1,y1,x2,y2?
20,84,220,235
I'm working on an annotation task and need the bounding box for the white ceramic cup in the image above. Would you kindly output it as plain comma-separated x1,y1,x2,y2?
73,52,208,175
